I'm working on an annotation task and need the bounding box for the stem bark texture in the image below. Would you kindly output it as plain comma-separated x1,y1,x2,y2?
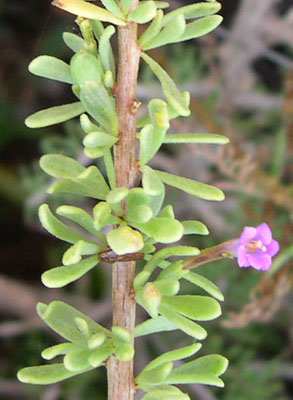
107,3,140,399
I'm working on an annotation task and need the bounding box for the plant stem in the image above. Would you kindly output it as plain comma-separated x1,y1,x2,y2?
107,3,140,399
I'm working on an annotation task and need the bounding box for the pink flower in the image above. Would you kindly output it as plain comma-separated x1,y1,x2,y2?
237,223,279,270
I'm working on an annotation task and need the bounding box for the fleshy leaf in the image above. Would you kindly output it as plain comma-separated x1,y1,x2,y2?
100,0,124,18
135,217,183,244
37,301,110,343
142,166,164,196
99,25,116,78
153,278,180,296
62,241,100,265
87,332,107,349
184,272,224,301
88,347,113,367
40,154,85,179
139,99,169,165
141,53,190,117
17,364,87,385
182,220,209,235
80,81,118,134
52,0,126,26
41,256,98,288
56,205,103,238
70,51,103,85
174,15,223,43
128,1,157,23
161,295,221,321
39,204,93,244
106,187,129,204
64,348,93,372
25,102,85,128
83,131,117,148
107,225,144,255
164,354,229,387
135,316,177,337
139,10,163,49
136,362,173,386
143,14,186,50
159,304,207,340
141,343,202,373
77,166,110,199
155,170,225,201
47,179,107,200
63,32,84,52
41,343,77,360
29,56,73,84
163,133,229,144
127,204,153,224
163,2,221,25
140,385,190,400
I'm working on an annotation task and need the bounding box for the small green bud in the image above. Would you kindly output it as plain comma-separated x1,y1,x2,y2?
142,282,162,318
88,332,106,349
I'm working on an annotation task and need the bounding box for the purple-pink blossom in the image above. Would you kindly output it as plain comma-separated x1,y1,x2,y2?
236,223,279,270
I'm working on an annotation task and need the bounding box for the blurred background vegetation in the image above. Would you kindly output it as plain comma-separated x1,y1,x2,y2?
0,0,293,399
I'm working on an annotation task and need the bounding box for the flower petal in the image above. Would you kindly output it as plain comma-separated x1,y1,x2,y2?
266,239,280,257
239,227,256,245
237,245,250,267
255,223,272,245
248,253,272,271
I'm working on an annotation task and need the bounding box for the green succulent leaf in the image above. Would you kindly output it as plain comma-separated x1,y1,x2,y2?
184,272,224,301
136,362,173,386
40,154,85,179
135,217,183,244
107,225,144,255
142,166,164,196
143,14,186,50
41,255,99,288
140,385,190,400
174,15,223,43
56,205,103,238
163,1,221,25
39,204,93,244
159,304,207,340
142,343,202,373
36,301,110,343
164,354,229,387
29,56,73,84
80,81,118,134
62,241,100,265
163,133,229,144
155,170,225,201
161,295,221,321
87,332,107,349
63,32,85,52
64,348,93,372
127,204,153,224
100,0,124,18
139,10,163,49
77,165,110,199
182,220,209,235
88,346,113,367
41,343,77,360
17,364,87,385
25,102,85,128
99,25,116,78
141,53,190,117
106,187,129,204
103,149,116,189
135,316,177,337
157,205,175,219
153,278,180,296
128,1,157,23
121,0,132,14
52,0,126,26
70,51,103,85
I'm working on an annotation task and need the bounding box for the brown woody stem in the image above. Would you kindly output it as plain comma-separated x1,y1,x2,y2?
106,3,140,400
